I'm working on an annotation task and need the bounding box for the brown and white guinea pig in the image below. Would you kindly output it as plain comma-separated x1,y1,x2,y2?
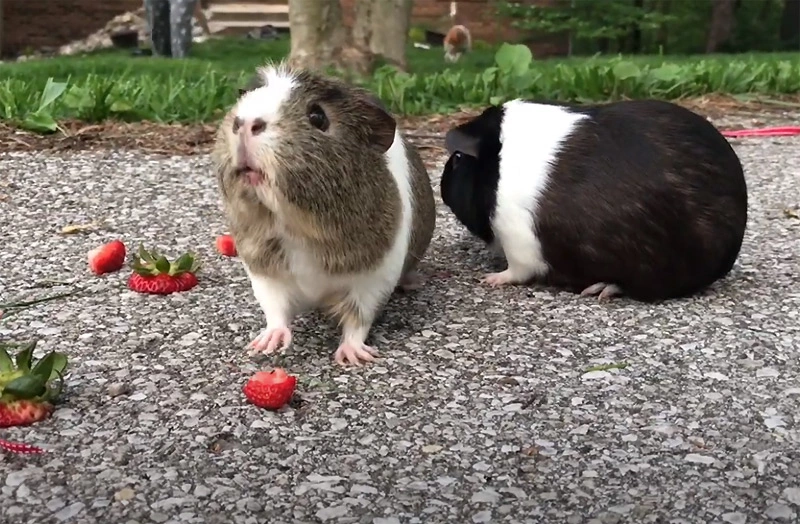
440,98,748,302
444,24,471,63
212,62,436,366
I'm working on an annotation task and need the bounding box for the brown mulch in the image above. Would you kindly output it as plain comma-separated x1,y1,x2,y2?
1,95,798,158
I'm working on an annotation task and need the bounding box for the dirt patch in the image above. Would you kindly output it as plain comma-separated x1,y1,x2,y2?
1,95,798,158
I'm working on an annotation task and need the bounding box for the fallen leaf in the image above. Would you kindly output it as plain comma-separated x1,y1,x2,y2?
60,222,101,234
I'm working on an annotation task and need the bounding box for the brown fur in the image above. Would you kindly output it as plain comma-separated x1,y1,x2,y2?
444,25,472,62
403,138,437,277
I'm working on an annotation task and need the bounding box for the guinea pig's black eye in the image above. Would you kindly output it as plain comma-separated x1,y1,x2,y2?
308,104,329,132
452,151,463,168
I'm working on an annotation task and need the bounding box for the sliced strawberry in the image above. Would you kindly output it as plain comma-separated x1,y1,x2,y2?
242,368,297,410
127,244,200,295
216,234,237,257
88,240,126,275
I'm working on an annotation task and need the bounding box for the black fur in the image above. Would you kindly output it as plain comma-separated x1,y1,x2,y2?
440,106,504,244
440,99,749,302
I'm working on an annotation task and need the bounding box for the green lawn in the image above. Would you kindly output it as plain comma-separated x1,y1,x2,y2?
0,36,499,86
1,35,798,129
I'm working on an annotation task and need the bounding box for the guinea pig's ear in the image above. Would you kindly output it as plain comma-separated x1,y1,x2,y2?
445,127,480,158
356,93,397,153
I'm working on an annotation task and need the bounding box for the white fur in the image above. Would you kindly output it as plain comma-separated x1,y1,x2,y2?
490,99,588,284
235,65,297,124
246,127,414,348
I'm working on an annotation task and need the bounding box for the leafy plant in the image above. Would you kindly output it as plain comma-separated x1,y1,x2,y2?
0,77,68,133
1,44,800,122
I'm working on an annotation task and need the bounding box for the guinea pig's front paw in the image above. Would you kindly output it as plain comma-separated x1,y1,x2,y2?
248,326,293,356
334,342,378,367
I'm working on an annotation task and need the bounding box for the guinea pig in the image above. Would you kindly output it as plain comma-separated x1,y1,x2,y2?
443,24,472,63
212,62,436,366
440,98,748,302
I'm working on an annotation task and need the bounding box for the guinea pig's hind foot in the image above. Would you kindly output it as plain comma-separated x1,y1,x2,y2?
396,270,424,292
248,326,293,356
334,342,378,367
580,282,622,302
482,269,525,287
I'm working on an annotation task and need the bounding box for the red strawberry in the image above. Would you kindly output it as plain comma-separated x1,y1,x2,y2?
0,400,53,427
0,438,45,454
127,245,200,295
0,341,68,428
216,234,237,257
88,240,126,275
242,368,297,410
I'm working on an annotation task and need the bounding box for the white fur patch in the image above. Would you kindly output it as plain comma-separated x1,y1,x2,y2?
235,64,297,124
491,99,588,282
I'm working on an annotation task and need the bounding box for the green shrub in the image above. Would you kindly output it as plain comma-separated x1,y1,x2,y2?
1,41,799,131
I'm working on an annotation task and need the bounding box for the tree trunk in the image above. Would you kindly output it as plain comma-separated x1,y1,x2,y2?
705,0,736,53
288,0,374,75
352,0,412,71
780,0,800,50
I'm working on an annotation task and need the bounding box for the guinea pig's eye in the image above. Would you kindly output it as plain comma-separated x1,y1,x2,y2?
307,104,329,132
452,151,463,167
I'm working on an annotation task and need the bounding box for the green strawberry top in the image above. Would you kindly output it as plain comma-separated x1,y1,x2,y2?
0,341,68,405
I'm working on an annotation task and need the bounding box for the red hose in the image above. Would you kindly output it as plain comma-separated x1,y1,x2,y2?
0,438,46,454
721,126,800,138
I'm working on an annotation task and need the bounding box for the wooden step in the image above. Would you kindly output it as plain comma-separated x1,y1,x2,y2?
208,12,289,24
208,3,288,15
209,12,289,24
208,20,291,35
210,0,287,5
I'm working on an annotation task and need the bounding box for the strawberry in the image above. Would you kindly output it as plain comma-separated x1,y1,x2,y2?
127,244,200,295
88,239,127,275
215,234,237,257
0,341,68,428
242,368,297,410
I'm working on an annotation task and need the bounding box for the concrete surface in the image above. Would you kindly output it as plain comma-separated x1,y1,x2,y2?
0,131,798,524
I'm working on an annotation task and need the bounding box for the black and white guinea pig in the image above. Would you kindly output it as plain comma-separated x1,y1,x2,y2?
440,98,748,302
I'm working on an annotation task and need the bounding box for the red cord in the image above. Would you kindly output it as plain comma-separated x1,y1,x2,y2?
0,438,46,455
721,126,800,138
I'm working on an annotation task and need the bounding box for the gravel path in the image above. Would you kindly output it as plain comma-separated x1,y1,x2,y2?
1,126,799,524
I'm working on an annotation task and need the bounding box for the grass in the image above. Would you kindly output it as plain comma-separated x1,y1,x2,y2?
1,35,799,131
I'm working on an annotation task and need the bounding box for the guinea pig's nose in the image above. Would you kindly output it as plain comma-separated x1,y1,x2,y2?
233,117,267,136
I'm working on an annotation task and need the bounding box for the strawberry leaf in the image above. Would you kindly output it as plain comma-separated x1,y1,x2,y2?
172,253,195,274
138,243,156,264
3,374,47,399
155,256,171,274
0,345,13,373
14,341,36,372
31,351,58,383
47,352,68,381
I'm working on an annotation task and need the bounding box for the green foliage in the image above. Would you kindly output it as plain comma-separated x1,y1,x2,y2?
0,37,799,129
498,0,675,41
497,0,790,55
367,47,800,115
0,78,67,133
408,26,426,44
